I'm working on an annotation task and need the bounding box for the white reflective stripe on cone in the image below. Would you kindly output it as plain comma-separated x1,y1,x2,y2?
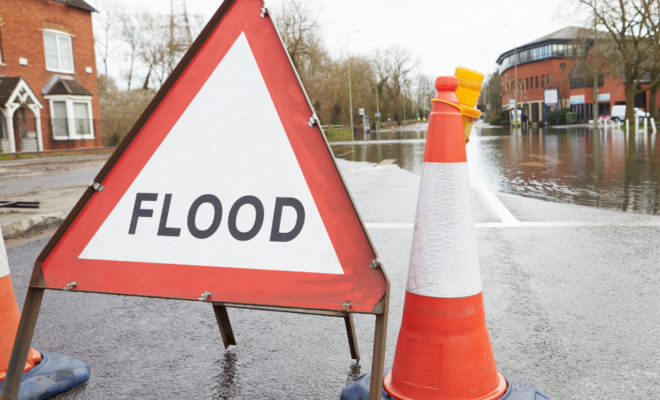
406,162,482,298
0,234,9,278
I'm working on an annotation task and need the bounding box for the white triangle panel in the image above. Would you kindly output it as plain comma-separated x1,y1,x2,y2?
80,33,343,275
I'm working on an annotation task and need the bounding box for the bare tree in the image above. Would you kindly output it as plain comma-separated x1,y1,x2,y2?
641,0,660,118
118,12,143,90
136,11,191,89
579,0,654,121
275,0,324,78
377,45,418,122
93,0,121,75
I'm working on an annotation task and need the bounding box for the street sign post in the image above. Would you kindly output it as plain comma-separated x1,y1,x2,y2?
543,87,559,126
0,1,389,399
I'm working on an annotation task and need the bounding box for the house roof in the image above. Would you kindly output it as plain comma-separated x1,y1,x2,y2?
0,77,22,107
51,0,97,12
0,77,43,109
43,76,93,96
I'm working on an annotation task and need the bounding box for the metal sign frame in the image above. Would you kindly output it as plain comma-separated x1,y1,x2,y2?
0,1,389,399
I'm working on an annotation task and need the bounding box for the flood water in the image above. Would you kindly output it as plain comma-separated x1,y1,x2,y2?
329,126,660,215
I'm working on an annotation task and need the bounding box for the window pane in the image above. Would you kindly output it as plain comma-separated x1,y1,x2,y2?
52,101,68,137
58,36,73,71
73,103,90,135
53,101,67,118
44,33,59,70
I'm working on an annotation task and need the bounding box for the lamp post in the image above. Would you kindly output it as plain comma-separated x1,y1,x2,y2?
593,0,599,129
375,83,380,132
346,30,359,140
503,23,518,129
479,50,490,121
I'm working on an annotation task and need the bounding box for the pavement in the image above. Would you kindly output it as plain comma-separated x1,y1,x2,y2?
0,154,110,239
4,155,660,398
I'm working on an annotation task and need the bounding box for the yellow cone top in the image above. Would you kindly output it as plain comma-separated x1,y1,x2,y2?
454,67,484,110
454,67,485,144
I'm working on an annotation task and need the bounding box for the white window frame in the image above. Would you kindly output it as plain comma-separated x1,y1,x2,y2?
42,30,75,74
45,96,94,140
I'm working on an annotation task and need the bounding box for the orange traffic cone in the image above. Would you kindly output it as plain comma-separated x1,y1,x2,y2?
382,76,506,400
0,234,91,398
341,75,549,400
0,236,41,382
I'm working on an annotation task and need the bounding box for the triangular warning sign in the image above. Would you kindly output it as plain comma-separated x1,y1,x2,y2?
80,32,342,275
39,0,386,312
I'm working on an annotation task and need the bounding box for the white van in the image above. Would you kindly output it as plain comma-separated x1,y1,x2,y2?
611,105,650,121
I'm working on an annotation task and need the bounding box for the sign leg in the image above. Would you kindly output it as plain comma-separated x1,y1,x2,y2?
212,304,236,349
368,311,388,400
343,313,360,363
0,287,45,400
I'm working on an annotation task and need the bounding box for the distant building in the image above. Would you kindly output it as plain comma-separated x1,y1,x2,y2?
496,26,655,123
0,0,101,153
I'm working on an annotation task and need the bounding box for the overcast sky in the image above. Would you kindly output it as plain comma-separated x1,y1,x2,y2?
86,0,583,80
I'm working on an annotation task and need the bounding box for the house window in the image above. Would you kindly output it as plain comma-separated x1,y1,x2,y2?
541,75,545,88
547,74,551,86
535,76,539,88
47,98,94,139
43,31,74,73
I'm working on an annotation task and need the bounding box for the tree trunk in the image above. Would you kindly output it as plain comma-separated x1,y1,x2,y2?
650,85,658,120
142,67,152,90
625,81,636,122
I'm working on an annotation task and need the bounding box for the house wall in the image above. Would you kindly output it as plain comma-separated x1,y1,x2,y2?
0,0,101,150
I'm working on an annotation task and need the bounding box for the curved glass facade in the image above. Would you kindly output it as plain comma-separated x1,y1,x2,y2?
498,43,589,73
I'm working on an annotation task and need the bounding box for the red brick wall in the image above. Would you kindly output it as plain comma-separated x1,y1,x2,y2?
501,57,656,114
0,0,101,150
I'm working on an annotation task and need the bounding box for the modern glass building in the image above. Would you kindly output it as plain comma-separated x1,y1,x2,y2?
496,26,654,123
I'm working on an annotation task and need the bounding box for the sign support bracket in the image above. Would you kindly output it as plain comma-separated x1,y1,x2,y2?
211,302,363,363
212,304,237,350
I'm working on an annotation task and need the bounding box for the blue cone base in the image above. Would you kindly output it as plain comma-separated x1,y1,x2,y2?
0,350,90,400
340,368,550,400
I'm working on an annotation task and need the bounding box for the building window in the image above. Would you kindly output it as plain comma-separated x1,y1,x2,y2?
43,31,74,73
47,98,94,139
0,31,3,64
570,75,604,89
541,75,545,88
535,76,539,88
547,75,551,86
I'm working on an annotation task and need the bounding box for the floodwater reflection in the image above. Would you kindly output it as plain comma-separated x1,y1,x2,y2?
328,126,660,215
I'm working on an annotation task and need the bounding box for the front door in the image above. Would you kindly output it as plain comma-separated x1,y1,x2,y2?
16,108,38,152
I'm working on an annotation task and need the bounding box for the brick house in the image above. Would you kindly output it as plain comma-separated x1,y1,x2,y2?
0,0,101,153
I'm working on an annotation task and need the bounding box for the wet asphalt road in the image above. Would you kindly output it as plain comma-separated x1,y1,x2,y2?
6,156,660,399
0,155,109,196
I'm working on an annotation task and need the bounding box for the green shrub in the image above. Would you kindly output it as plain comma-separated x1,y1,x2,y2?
326,126,352,141
546,108,571,125
498,111,511,125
